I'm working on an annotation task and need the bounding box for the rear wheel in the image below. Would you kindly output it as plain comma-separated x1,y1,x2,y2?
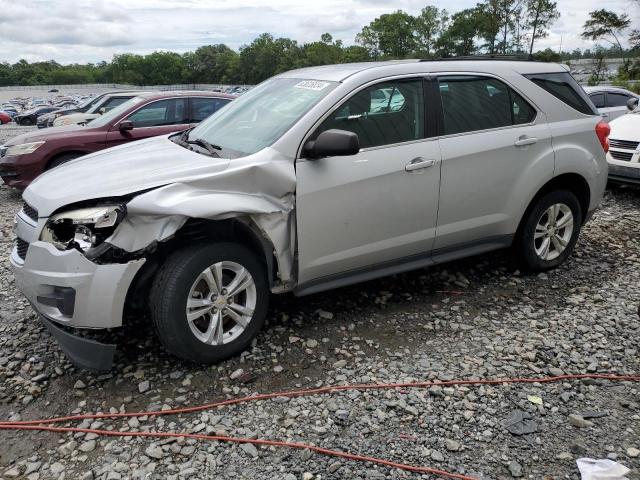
515,190,582,271
47,153,82,170
149,243,269,364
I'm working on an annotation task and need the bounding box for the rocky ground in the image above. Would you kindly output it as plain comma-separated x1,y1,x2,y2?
0,181,639,480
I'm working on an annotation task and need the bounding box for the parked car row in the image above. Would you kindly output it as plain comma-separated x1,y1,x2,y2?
1,93,96,126
5,60,621,370
0,90,234,188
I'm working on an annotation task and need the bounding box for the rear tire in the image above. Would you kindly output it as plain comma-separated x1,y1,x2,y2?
47,153,82,170
149,243,269,364
515,190,582,272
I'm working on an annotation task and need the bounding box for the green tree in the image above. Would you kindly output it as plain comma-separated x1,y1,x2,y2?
415,6,448,58
526,0,560,56
437,8,481,57
582,10,631,70
356,10,417,59
476,0,502,53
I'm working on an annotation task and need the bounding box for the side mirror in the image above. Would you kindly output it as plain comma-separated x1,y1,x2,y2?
303,129,360,159
99,107,106,114
119,120,134,132
627,97,639,112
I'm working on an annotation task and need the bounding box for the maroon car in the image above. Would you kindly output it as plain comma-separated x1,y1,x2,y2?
0,91,234,188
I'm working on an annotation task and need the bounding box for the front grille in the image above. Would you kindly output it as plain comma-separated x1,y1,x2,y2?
610,150,634,162
16,238,29,260
22,202,38,222
610,139,640,150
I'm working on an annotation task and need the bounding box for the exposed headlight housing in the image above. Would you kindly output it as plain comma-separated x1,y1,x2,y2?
40,205,126,253
5,141,45,157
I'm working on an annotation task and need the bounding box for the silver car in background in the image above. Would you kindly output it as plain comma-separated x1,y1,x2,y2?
11,60,610,369
583,85,639,122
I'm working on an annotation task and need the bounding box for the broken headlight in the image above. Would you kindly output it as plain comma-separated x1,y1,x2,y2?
40,205,126,253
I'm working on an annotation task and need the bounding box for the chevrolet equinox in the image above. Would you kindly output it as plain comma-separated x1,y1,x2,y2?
11,60,610,369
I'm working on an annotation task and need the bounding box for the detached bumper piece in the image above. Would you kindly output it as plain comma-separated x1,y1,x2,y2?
41,315,116,371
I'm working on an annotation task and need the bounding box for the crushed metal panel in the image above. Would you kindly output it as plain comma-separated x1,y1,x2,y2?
107,150,297,282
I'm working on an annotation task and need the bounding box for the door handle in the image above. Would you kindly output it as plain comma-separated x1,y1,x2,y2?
514,136,538,147
601,113,609,118
405,157,436,172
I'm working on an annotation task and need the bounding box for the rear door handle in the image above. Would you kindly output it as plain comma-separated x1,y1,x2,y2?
514,136,538,147
405,157,436,172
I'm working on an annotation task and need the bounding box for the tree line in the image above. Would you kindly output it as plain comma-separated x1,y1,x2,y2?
0,2,637,87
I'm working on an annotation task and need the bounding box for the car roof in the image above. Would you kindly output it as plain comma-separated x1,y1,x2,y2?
135,90,237,100
583,85,637,95
277,59,568,82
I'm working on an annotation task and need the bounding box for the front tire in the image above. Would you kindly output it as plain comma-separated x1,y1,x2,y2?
20,118,33,126
515,190,582,271
47,153,82,170
149,243,269,364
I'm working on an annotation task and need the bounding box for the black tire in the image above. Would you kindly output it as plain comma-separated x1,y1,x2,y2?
20,118,33,126
515,190,582,272
149,242,269,364
47,153,82,170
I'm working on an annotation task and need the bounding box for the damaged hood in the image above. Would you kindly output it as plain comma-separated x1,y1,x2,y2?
24,135,231,217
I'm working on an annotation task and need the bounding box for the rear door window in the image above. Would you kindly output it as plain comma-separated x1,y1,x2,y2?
437,76,536,135
189,97,230,122
590,93,606,109
126,99,188,127
524,72,597,115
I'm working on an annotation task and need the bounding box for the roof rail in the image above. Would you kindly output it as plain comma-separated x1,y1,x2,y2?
420,54,536,62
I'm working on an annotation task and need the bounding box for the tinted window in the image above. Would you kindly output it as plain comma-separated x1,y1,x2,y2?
524,73,597,115
102,96,131,112
314,79,425,149
126,99,188,127
590,93,606,108
438,76,535,135
190,97,230,122
607,93,631,107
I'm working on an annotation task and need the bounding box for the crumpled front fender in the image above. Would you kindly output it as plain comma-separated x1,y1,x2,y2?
107,150,297,283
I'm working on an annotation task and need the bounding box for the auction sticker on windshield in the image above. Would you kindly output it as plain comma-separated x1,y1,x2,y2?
295,80,331,91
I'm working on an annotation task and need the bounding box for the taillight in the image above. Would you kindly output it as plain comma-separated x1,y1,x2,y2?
595,120,610,153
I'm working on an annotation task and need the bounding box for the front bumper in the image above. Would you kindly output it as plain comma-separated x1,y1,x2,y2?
608,162,640,184
11,241,145,328
10,230,145,369
0,152,45,189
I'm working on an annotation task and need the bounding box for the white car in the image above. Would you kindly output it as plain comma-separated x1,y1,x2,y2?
583,86,639,123
607,97,640,184
53,92,146,126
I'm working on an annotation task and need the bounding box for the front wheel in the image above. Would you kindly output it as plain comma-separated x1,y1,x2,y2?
515,190,582,271
20,118,33,126
149,243,269,364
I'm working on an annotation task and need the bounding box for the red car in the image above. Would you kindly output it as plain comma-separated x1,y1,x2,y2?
0,91,234,188
0,111,12,124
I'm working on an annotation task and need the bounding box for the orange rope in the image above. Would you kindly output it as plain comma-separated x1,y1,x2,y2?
2,373,638,479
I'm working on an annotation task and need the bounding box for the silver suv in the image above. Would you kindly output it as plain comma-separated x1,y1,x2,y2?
11,60,610,369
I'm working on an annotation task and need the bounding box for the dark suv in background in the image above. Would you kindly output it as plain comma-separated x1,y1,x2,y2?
0,91,234,188
16,106,58,126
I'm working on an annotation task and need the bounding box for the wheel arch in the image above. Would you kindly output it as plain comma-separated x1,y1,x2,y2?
45,150,88,170
516,172,591,241
124,217,280,316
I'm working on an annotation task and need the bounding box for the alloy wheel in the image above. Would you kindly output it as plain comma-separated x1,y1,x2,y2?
185,261,256,345
533,203,574,261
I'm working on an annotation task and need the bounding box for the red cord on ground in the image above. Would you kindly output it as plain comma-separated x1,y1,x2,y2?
1,373,638,479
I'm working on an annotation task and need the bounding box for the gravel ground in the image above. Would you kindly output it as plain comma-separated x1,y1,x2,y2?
0,181,639,480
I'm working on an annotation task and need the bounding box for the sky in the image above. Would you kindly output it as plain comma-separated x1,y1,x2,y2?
0,0,637,64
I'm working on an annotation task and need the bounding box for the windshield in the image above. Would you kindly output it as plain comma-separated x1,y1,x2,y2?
187,77,338,157
88,97,145,127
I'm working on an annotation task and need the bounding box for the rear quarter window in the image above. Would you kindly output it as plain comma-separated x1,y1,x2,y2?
524,73,597,115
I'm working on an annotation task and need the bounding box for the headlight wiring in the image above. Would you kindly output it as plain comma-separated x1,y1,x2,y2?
40,205,126,254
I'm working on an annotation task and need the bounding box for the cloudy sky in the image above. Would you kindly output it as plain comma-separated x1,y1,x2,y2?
0,0,637,64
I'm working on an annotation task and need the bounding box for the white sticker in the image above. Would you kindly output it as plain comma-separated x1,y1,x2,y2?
294,80,331,91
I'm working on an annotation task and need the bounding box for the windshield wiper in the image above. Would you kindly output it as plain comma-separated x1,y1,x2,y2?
186,137,222,157
176,129,221,157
